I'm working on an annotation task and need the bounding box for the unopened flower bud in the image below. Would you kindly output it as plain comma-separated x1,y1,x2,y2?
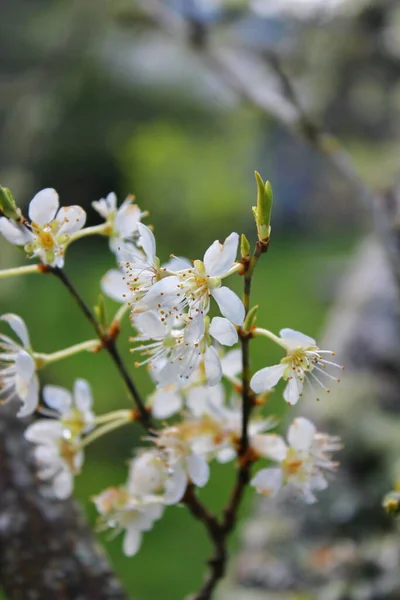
252,172,273,242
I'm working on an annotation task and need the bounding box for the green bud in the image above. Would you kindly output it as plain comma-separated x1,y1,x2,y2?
94,295,108,331
0,186,21,221
244,304,258,331
253,172,273,242
240,233,250,259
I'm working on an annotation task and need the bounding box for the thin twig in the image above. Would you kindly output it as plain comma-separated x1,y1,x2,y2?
50,267,153,430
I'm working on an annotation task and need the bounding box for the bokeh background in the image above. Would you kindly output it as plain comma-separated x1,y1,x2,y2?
1,0,399,598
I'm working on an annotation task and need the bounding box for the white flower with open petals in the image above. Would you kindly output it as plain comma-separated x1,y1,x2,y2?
0,313,39,417
132,311,237,387
250,328,342,405
174,232,245,326
41,379,95,440
251,417,341,503
0,188,86,267
153,427,210,504
24,419,83,499
92,192,147,254
93,486,164,556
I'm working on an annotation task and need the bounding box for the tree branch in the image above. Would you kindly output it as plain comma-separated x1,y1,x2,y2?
50,267,154,431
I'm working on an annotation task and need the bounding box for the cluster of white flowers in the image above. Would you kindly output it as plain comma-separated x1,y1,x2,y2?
0,185,342,559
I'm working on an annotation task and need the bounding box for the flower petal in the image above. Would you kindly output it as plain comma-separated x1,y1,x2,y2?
43,384,72,413
53,470,73,499
211,287,245,326
74,379,93,412
101,269,130,303
115,200,142,237
134,311,167,339
220,348,242,380
15,350,35,396
24,419,64,443
250,363,286,394
251,467,283,497
283,376,303,406
17,375,39,418
137,223,156,263
1,313,30,348
152,387,182,419
209,316,238,346
164,465,187,505
56,206,87,234
279,328,316,350
287,417,316,451
92,192,117,218
187,454,209,487
123,526,142,557
0,218,32,245
252,434,287,461
203,232,239,277
204,346,222,386
29,188,59,225
137,276,181,312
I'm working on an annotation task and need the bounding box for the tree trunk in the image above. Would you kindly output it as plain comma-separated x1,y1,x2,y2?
0,403,130,600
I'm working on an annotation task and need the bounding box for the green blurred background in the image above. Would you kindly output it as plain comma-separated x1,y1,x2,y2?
1,0,399,597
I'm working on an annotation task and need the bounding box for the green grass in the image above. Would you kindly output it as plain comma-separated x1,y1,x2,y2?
0,234,354,599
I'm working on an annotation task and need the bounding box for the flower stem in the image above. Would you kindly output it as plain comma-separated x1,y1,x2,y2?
67,223,110,245
94,409,133,425
0,264,41,279
111,302,131,327
34,339,100,367
78,417,132,450
253,327,287,349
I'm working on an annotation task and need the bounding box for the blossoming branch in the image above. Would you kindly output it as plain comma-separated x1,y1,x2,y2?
0,176,342,599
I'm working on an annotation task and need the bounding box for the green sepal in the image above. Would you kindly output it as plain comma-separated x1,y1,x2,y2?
240,233,250,259
94,294,108,331
244,304,258,331
0,186,21,221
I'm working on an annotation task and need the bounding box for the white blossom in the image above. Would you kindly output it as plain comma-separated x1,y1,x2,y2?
0,313,39,417
251,417,341,503
153,427,210,504
24,419,83,499
0,188,86,267
92,192,147,254
93,486,163,556
174,232,245,325
41,379,95,439
250,328,342,405
132,311,237,387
